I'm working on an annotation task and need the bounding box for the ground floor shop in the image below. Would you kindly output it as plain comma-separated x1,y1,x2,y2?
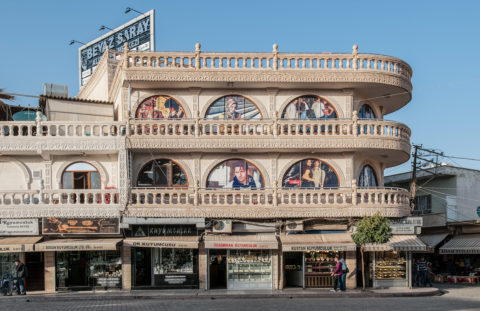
280,233,357,289
204,234,278,290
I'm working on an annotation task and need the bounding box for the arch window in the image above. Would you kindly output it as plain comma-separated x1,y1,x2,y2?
358,104,376,119
281,96,337,120
205,95,262,120
358,165,378,187
137,159,188,187
135,95,186,120
206,159,264,189
62,162,100,189
282,159,339,189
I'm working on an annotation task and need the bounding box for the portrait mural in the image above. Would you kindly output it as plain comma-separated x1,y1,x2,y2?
205,95,261,120
358,165,377,187
206,159,264,189
135,95,186,120
282,159,339,188
281,96,337,120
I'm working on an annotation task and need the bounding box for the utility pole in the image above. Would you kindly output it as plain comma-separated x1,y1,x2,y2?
410,145,418,214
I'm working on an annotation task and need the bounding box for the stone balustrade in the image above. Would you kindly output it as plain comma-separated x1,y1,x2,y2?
125,44,412,81
129,187,409,209
0,189,120,206
0,121,126,138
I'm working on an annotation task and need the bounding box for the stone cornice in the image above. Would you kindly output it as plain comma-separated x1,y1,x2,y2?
0,206,122,218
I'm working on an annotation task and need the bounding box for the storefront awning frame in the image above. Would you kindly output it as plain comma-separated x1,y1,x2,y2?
280,233,357,252
0,236,43,253
419,233,449,253
439,234,480,254
364,235,427,252
204,234,278,250
35,238,122,251
123,236,199,249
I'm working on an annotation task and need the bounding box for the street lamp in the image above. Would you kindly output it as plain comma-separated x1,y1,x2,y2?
69,40,86,46
99,25,114,32
125,7,144,15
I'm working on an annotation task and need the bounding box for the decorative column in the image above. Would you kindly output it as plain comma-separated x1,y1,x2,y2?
346,250,357,289
44,252,55,293
343,89,354,119
266,88,279,137
198,244,207,290
118,138,129,207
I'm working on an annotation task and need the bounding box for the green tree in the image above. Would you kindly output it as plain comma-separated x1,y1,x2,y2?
352,213,392,289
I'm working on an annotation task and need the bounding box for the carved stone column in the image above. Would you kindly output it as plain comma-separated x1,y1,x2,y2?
343,89,354,119
118,138,129,207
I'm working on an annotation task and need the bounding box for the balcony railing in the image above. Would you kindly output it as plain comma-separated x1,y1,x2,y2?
0,121,126,138
128,119,410,139
0,189,120,206
129,187,409,209
124,44,412,81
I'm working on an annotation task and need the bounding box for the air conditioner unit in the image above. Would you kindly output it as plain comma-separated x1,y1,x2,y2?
286,220,304,232
212,219,232,233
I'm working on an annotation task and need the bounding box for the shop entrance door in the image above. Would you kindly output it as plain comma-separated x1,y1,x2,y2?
284,252,304,287
209,250,227,289
134,248,151,287
25,252,44,291
68,252,88,288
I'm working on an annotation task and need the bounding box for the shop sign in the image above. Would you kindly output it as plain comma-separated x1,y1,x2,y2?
42,218,119,234
36,242,119,251
0,244,34,253
283,245,356,252
206,242,277,249
390,217,423,226
0,219,39,236
132,225,196,237
164,275,187,285
96,277,121,286
124,239,198,249
390,224,416,235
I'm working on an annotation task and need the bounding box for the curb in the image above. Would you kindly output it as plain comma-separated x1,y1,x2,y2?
0,289,441,302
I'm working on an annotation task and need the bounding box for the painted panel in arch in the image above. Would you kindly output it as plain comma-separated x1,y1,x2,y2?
205,96,261,120
281,96,337,120
283,159,339,188
136,96,185,120
207,160,264,189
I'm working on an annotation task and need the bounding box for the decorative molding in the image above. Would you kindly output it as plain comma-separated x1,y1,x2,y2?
0,206,122,218
0,156,32,189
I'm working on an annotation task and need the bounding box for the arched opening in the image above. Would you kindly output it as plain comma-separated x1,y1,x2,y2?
135,95,186,120
282,159,339,188
137,159,188,187
205,95,262,120
358,165,378,187
206,159,264,189
358,104,376,119
62,162,100,189
281,96,337,120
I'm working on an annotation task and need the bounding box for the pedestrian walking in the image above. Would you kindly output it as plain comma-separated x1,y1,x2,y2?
14,259,27,295
339,257,349,291
416,257,428,287
331,255,343,292
425,262,434,287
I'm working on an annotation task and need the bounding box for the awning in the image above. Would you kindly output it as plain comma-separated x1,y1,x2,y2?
364,235,427,252
440,234,480,254
0,236,43,253
280,233,357,252
204,234,278,250
124,236,199,249
35,238,122,251
419,233,449,252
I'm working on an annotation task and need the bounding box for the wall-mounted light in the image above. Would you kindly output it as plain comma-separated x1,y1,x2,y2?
99,25,114,32
69,40,86,46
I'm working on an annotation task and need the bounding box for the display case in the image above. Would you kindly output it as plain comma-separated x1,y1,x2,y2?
304,251,340,287
89,251,122,288
227,250,272,290
372,251,408,287
152,248,198,288
0,253,18,276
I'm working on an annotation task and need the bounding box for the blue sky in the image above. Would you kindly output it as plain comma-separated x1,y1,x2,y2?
1,0,479,172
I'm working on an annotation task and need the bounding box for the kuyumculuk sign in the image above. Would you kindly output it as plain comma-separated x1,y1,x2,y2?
79,9,155,86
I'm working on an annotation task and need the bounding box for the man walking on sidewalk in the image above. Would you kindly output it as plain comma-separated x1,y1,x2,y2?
331,255,343,292
14,259,27,295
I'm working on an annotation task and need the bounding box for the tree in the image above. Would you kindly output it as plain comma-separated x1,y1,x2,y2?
352,212,392,289
0,89,15,120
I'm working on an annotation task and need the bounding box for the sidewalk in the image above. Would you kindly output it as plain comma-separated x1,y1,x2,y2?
0,287,441,301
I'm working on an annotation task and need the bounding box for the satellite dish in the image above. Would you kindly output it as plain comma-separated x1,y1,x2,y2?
12,111,47,121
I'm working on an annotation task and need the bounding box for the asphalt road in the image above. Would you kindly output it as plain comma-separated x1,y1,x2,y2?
1,286,478,311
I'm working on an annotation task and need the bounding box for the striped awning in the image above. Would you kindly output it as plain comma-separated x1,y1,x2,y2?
204,234,278,250
364,235,427,252
0,236,43,253
440,234,480,254
419,233,449,252
280,233,357,252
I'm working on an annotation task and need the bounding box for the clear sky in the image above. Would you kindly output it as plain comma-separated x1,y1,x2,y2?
1,0,479,173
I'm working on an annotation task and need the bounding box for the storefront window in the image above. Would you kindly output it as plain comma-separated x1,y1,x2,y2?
374,251,407,280
0,253,18,276
305,251,343,287
281,96,337,120
205,95,261,120
227,250,272,289
282,159,339,189
358,165,377,187
206,159,264,189
153,248,195,274
56,250,121,289
137,159,188,187
135,95,185,120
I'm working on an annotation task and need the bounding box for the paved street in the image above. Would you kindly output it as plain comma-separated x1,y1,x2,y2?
0,285,479,311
